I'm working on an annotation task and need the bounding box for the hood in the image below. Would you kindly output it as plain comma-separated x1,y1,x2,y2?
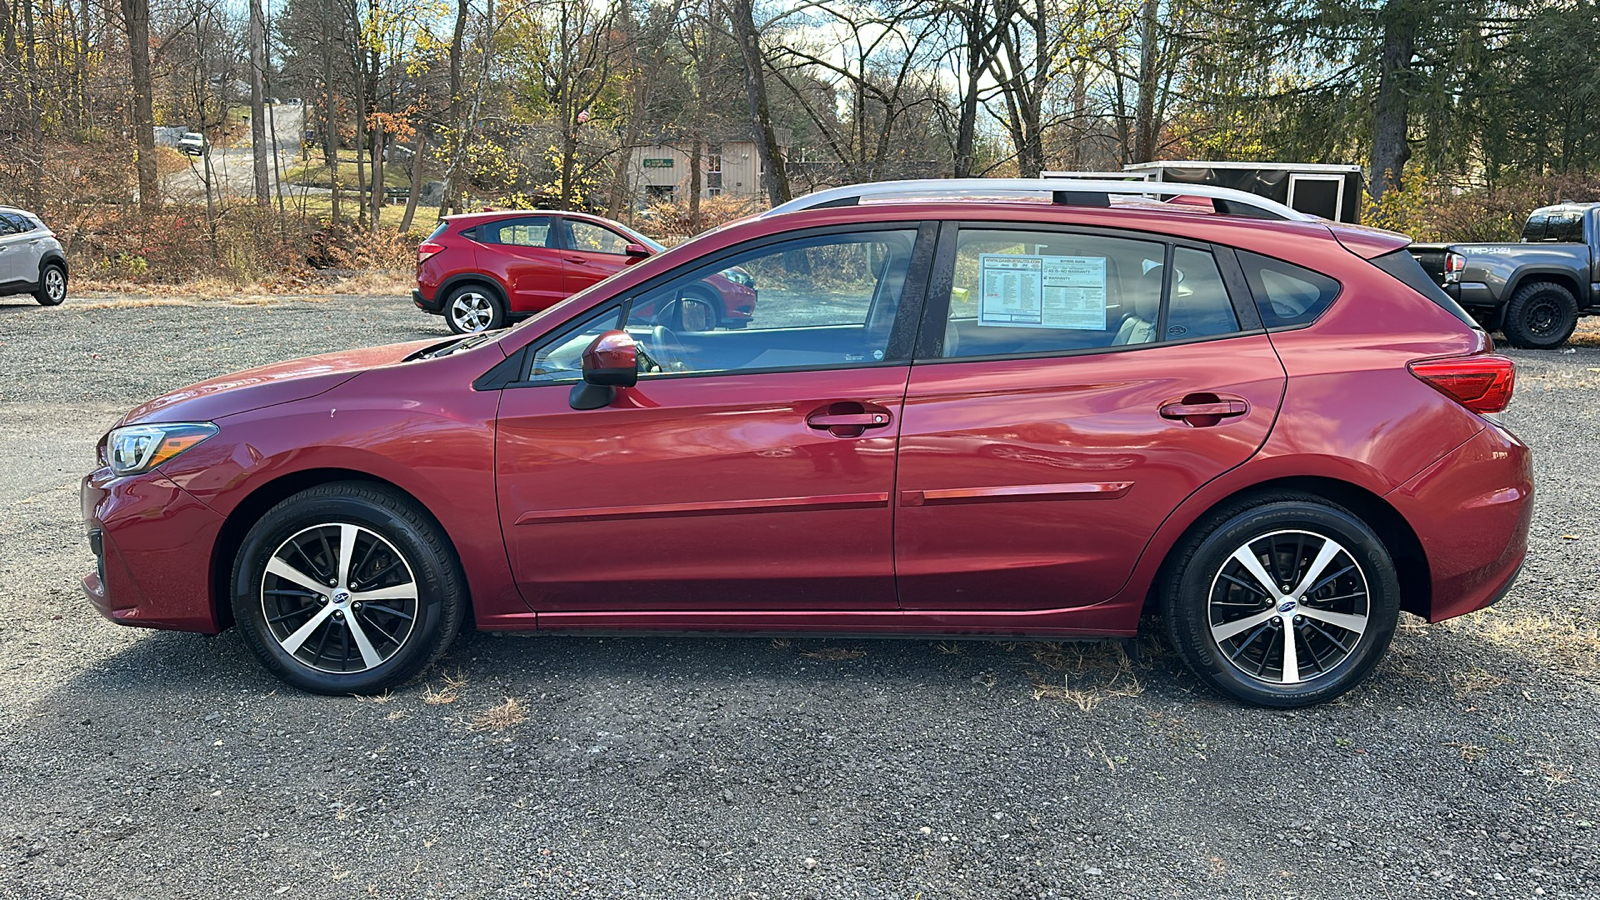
120,339,444,426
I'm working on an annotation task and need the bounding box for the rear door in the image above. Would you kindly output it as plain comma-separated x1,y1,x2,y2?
894,223,1287,610
494,224,932,612
474,216,566,312
559,217,637,295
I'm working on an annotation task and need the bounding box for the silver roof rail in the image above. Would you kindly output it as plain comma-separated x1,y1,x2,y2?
762,177,1318,223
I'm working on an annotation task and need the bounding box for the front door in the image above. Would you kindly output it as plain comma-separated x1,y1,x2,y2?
494,225,930,611
895,224,1287,610
559,218,635,295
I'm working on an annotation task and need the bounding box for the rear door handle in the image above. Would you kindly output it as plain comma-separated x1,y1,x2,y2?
1160,394,1248,424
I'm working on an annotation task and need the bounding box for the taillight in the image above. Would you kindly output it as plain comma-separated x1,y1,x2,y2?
417,241,446,264
1443,251,1465,284
1409,354,1516,414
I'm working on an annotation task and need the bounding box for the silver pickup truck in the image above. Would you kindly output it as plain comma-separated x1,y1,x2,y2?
1410,202,1599,348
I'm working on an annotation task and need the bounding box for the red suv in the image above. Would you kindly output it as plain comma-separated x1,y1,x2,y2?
415,209,757,334
83,179,1531,707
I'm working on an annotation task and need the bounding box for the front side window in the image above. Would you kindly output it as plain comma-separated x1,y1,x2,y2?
518,229,919,383
482,217,553,248
567,220,632,255
621,229,919,377
524,305,625,382
935,229,1241,359
1238,250,1340,329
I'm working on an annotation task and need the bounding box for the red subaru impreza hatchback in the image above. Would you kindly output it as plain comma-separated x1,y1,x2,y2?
82,179,1531,707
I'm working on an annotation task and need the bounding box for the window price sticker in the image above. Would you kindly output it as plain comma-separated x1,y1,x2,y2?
977,254,1107,330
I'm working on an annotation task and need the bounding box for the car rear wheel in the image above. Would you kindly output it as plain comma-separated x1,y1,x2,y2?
35,262,66,306
231,482,466,694
445,285,505,334
1161,494,1400,708
1501,282,1578,349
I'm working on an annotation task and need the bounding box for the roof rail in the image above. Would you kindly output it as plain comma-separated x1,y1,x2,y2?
761,178,1318,223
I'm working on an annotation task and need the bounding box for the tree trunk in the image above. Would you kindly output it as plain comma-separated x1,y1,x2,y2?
399,125,427,231
441,0,468,217
689,138,702,230
1370,3,1417,200
121,0,158,214
248,0,270,207
725,0,789,206
1132,0,1159,163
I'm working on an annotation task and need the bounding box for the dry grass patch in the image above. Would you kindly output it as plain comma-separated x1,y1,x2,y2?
422,669,469,705
471,697,527,733
1459,606,1600,680
1026,641,1144,711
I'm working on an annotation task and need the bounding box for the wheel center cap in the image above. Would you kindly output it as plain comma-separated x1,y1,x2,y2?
1278,599,1297,614
333,589,351,605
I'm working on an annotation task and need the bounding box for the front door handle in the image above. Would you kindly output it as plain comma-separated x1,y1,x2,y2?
1160,394,1248,425
806,403,892,438
564,256,589,264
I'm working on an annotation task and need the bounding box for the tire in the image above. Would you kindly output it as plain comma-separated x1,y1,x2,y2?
1500,281,1578,349
1161,493,1400,708
231,482,466,695
444,284,506,334
34,262,66,306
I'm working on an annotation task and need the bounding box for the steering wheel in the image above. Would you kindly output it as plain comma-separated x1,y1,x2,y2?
638,324,687,374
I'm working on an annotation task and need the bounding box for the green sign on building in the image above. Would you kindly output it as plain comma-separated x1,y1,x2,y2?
642,158,674,168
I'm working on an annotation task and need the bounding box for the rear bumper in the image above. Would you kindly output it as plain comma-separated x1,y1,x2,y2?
1388,422,1533,622
81,467,226,633
413,288,443,314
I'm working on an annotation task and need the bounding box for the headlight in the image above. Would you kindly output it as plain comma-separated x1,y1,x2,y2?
719,268,754,288
107,422,218,476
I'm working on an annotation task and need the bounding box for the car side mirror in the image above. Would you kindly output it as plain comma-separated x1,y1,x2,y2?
570,330,637,410
623,242,651,264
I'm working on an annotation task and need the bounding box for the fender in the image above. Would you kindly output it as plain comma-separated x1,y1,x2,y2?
437,272,510,307
1504,266,1583,304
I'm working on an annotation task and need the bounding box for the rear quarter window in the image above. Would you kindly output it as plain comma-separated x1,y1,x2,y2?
1373,250,1477,326
1237,251,1340,329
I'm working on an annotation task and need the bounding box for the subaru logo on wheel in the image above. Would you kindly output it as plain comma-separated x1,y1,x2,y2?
1278,600,1297,613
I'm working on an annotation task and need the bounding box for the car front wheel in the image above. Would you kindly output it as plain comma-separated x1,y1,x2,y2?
1162,494,1400,708
231,482,466,694
35,262,66,306
444,285,505,334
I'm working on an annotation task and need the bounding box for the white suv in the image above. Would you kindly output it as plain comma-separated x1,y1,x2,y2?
0,207,67,306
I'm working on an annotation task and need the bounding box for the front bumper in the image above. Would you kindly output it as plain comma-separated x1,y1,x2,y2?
1388,421,1533,623
81,467,227,633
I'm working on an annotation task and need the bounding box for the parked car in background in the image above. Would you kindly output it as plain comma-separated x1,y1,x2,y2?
177,132,206,156
414,210,757,334
1410,202,1600,348
0,206,68,306
83,179,1530,708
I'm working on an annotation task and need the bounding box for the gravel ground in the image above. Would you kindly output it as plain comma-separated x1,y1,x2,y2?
1,293,1597,899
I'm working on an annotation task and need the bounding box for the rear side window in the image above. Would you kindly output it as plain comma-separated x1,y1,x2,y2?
1371,249,1477,326
480,217,553,247
1237,251,1340,328
1164,247,1240,341
1548,212,1584,243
